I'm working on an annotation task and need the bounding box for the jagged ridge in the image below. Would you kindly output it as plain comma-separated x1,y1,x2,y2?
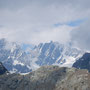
0,65,90,90
0,39,83,73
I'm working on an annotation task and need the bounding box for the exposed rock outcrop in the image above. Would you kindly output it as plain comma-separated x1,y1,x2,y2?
0,62,8,75
73,53,90,72
0,65,90,90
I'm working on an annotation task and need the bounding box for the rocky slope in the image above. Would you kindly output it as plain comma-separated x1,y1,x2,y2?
73,53,90,71
0,65,90,90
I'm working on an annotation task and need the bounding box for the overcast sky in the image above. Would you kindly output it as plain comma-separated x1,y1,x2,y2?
0,0,90,50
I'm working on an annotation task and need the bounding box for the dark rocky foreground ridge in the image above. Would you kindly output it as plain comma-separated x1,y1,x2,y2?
0,62,8,75
73,53,90,72
0,65,90,90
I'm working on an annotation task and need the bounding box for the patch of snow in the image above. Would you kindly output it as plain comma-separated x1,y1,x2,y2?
60,57,76,67
9,68,17,74
13,60,24,66
8,56,10,59
19,72,30,75
30,58,40,70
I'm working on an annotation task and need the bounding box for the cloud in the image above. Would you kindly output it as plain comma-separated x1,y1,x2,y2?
0,25,73,44
0,0,90,45
71,18,90,50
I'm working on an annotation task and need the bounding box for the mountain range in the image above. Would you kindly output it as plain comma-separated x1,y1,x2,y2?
0,39,90,90
0,39,84,73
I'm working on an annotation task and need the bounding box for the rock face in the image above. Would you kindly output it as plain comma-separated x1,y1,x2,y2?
0,65,90,90
30,41,82,68
73,53,90,71
0,62,8,75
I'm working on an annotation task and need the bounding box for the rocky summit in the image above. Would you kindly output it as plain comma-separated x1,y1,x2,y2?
0,65,90,90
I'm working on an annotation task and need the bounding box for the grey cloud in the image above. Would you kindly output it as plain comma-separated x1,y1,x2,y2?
0,0,33,10
0,0,90,45
0,0,90,10
71,18,90,50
